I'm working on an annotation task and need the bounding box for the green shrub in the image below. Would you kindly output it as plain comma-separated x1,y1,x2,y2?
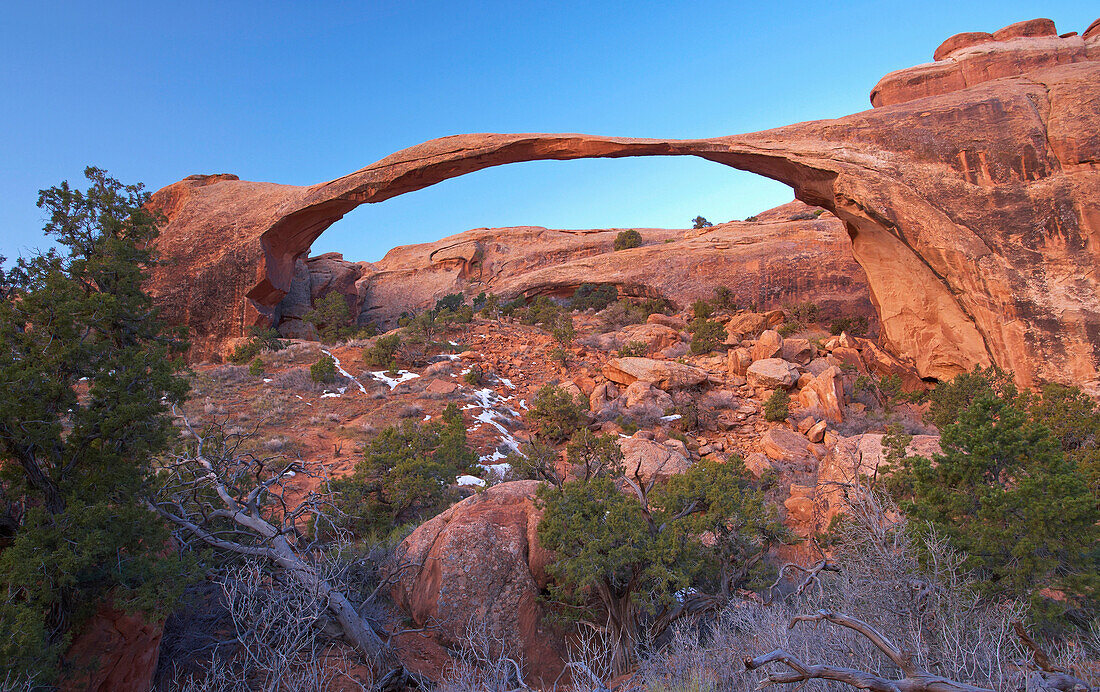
764,389,790,422
613,229,642,250
688,318,724,355
570,283,619,311
463,364,484,386
548,313,575,346
786,301,820,324
777,322,801,337
310,354,338,383
886,368,1099,622
363,333,402,367
692,216,713,229
229,339,262,365
829,316,869,337
248,357,265,377
691,299,714,321
618,340,649,358
529,384,588,442
329,404,476,537
229,326,287,364
713,286,736,310
744,215,758,222
433,293,464,313
305,292,353,343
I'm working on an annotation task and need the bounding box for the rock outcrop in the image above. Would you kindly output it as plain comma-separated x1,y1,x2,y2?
148,18,1100,391
392,481,565,684
61,605,163,692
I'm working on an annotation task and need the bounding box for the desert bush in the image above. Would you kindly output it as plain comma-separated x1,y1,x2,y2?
570,283,619,311
434,293,464,313
270,367,325,393
830,315,869,337
688,317,724,355
363,332,402,367
763,389,790,422
207,363,250,385
463,364,485,386
329,404,476,537
618,340,649,357
691,299,714,320
613,229,643,250
304,291,353,343
310,354,338,383
247,357,264,377
537,456,788,674
528,384,589,442
713,286,737,310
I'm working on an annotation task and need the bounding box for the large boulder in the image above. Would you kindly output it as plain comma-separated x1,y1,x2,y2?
602,357,709,389
751,329,784,361
622,380,673,411
761,427,814,465
797,366,846,424
61,604,163,692
725,312,769,344
393,481,565,684
619,435,692,484
815,434,942,524
746,358,800,389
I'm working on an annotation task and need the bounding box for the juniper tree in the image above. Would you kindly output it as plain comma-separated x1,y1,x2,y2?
0,168,191,682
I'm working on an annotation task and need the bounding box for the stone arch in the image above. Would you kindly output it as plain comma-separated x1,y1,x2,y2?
148,58,1100,389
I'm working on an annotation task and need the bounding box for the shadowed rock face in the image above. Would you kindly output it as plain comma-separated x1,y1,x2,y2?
149,18,1100,388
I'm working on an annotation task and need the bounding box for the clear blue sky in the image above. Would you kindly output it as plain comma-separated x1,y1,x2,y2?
2,1,1096,263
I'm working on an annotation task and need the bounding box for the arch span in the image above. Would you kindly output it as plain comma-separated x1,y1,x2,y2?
148,60,1100,388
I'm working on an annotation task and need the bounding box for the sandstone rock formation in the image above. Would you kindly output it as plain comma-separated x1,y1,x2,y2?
602,357,709,389
148,17,1100,391
392,481,565,684
619,435,692,484
61,604,163,692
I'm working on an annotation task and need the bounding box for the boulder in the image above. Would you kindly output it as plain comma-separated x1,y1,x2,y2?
619,436,692,484
589,382,619,414
725,313,769,344
815,434,942,523
616,323,681,352
761,427,813,464
393,481,565,684
647,313,686,330
602,357,709,389
746,358,799,389
622,380,673,411
806,420,827,444
61,604,163,692
425,378,459,395
742,451,776,478
797,366,846,424
781,338,815,365
752,329,783,361
727,347,752,377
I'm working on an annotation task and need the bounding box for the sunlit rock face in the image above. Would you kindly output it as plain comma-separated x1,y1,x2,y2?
148,17,1100,389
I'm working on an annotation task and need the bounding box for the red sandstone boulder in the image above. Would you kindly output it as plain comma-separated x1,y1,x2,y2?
602,357,709,390
762,427,814,466
746,358,799,389
393,481,565,684
751,329,784,362
61,605,163,692
619,435,691,484
797,366,846,424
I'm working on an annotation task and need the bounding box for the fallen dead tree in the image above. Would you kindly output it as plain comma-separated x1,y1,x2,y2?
745,609,997,692
149,410,419,686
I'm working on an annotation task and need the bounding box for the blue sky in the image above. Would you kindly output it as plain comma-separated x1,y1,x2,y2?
2,1,1096,263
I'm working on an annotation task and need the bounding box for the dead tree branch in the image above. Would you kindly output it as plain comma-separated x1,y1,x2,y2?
1011,621,1093,692
745,609,995,692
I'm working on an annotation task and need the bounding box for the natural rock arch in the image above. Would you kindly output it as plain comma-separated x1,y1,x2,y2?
149,20,1100,389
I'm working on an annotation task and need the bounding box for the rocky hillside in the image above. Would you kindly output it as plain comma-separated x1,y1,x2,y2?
273,200,876,338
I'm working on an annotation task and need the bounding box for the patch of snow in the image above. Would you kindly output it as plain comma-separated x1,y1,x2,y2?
369,369,420,390
660,414,682,422
322,348,367,395
295,395,304,400
263,378,273,383
499,377,515,389
519,399,527,410
423,415,432,421
321,392,340,398
456,474,486,487
448,340,459,346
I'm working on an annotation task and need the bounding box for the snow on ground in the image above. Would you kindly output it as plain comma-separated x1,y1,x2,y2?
321,348,367,396
369,369,420,390
456,475,486,487
453,385,526,485
660,413,682,421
